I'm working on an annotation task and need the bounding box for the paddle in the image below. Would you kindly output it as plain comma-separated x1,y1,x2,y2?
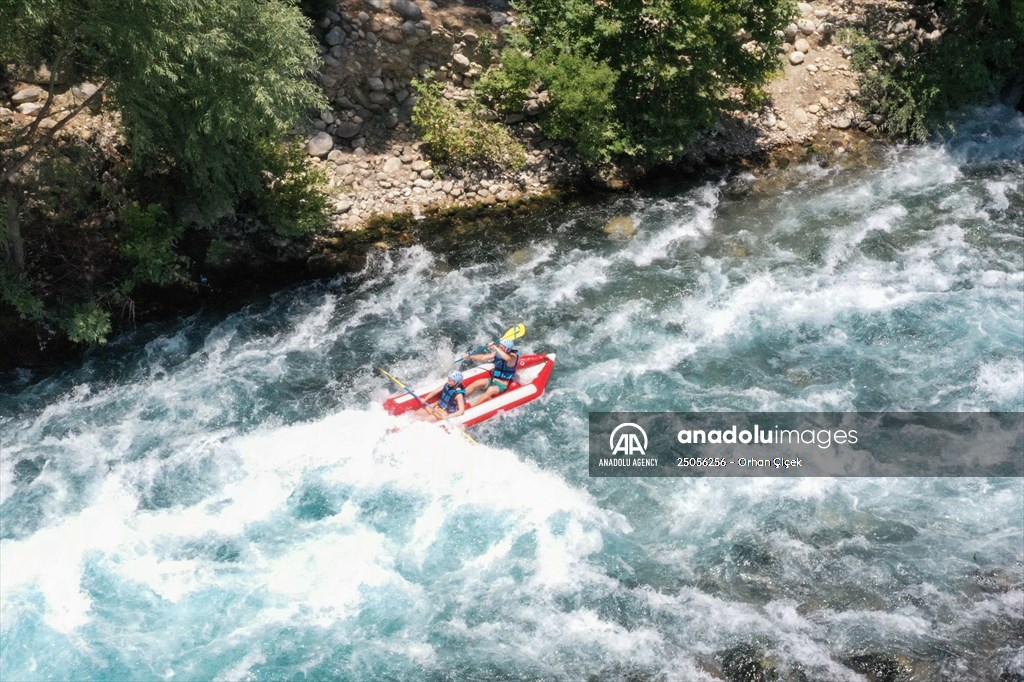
379,369,478,446
454,323,527,364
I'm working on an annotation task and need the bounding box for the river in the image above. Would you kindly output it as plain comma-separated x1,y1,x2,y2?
2,107,1022,680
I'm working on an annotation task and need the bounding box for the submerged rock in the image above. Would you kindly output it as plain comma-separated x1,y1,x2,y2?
603,215,636,240
719,644,781,682
842,653,913,682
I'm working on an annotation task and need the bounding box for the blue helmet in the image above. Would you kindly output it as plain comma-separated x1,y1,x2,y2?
498,339,514,350
448,371,464,383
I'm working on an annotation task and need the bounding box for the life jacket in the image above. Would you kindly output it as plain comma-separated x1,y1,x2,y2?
491,350,519,382
437,382,466,413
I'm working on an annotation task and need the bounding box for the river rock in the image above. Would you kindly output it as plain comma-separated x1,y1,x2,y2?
794,37,810,53
603,216,636,240
336,121,362,138
0,107,12,117
364,0,385,10
367,76,385,91
11,87,42,104
833,117,852,130
325,27,344,45
381,29,404,43
783,23,799,41
71,82,99,101
382,157,403,173
789,51,806,65
307,131,334,157
797,18,816,35
390,0,422,20
17,102,44,115
461,30,479,44
452,53,471,72
797,2,813,15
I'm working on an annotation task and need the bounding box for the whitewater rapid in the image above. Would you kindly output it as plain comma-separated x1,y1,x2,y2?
1,107,1022,680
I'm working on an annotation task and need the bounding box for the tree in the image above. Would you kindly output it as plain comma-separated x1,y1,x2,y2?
1,0,325,274
478,0,794,162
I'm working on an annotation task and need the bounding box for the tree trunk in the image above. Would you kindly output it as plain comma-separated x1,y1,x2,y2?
3,183,25,275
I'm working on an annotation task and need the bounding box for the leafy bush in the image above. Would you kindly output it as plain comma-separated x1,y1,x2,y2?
0,271,45,322
254,141,331,237
842,1,1023,141
411,78,527,171
205,239,230,267
479,0,795,162
61,301,112,345
479,47,622,160
119,203,185,287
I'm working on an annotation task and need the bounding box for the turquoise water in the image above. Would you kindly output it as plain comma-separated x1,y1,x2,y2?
2,107,1022,680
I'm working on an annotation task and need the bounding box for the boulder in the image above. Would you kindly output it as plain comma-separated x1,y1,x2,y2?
11,87,42,104
797,18,816,35
390,0,422,21
794,38,810,53
307,131,334,157
452,53,471,72
336,121,362,138
603,216,637,240
325,27,344,45
364,0,386,10
17,102,44,115
69,81,99,100
788,51,806,65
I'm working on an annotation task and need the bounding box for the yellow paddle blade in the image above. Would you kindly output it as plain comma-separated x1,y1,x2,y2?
500,323,526,341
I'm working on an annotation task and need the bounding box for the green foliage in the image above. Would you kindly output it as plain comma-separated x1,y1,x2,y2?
206,239,230,267
61,301,111,345
843,0,1024,141
483,0,795,162
254,141,331,237
478,46,622,160
3,0,325,212
411,78,527,171
475,46,538,113
119,203,185,287
0,271,46,322
836,28,881,72
1,0,330,351
475,32,497,67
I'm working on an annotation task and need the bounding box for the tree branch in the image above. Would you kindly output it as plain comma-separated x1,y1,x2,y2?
1,81,107,185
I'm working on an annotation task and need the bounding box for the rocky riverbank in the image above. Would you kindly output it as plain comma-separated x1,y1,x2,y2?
0,0,964,370
298,0,941,235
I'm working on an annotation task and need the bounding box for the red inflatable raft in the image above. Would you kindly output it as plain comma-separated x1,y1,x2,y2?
383,353,556,428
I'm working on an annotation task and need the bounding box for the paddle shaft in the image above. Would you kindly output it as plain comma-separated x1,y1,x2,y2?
453,323,526,364
380,369,446,420
379,369,478,445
